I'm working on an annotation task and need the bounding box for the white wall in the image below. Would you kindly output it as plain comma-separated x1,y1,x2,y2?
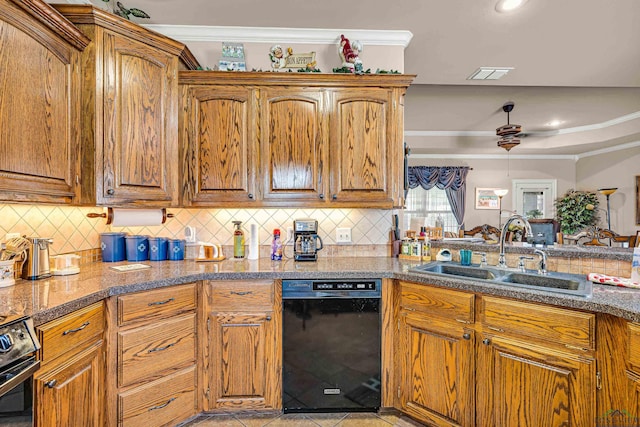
409,157,576,230
576,146,640,235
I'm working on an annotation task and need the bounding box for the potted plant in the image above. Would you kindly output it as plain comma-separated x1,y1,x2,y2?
554,189,599,235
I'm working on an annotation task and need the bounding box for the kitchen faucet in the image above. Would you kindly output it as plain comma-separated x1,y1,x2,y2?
534,249,548,275
497,214,533,269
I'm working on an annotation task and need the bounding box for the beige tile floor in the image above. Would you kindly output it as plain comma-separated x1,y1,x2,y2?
179,412,425,427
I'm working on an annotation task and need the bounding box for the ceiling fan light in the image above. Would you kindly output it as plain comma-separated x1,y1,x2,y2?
496,0,528,12
498,137,520,151
496,123,522,136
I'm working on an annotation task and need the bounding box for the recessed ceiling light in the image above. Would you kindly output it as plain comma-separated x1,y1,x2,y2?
545,120,564,127
495,0,528,13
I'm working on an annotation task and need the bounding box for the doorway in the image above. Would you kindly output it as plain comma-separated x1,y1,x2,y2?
512,179,557,219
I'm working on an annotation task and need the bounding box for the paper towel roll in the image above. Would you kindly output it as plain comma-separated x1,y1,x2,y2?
110,209,166,227
247,223,259,260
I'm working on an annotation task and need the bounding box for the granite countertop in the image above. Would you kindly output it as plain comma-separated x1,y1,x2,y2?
1,256,639,325
430,240,634,261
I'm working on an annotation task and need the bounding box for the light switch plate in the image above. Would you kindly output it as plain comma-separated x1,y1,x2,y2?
336,227,352,243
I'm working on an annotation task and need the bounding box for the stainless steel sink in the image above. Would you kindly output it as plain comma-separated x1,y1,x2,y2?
410,261,592,297
414,263,498,280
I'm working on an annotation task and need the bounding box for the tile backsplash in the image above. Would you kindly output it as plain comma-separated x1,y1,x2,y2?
0,204,393,255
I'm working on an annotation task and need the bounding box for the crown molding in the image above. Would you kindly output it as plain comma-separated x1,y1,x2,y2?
575,140,640,159
409,153,578,161
405,110,640,138
143,24,413,47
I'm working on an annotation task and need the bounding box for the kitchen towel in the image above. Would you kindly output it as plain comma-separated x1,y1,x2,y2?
247,223,259,260
110,208,165,227
588,273,640,289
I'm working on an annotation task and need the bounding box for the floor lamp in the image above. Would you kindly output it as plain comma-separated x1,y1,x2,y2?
597,187,617,231
494,189,509,229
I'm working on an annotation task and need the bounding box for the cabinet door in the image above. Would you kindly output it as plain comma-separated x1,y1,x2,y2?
329,88,393,206
180,85,257,206
34,341,104,427
477,335,595,427
0,9,81,204
100,32,178,205
260,88,327,204
209,311,279,409
399,312,474,427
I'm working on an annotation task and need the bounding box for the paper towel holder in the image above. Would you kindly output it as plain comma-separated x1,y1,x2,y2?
87,207,174,225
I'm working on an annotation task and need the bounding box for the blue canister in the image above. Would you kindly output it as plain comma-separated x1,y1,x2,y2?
125,235,149,261
167,239,185,261
100,232,127,262
148,237,168,261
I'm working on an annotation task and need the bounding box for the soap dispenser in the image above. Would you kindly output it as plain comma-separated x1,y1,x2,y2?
232,221,245,258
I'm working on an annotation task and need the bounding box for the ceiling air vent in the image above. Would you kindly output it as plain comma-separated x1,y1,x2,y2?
467,67,514,80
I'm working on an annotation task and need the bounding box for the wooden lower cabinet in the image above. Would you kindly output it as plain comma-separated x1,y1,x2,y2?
395,281,597,427
34,341,104,427
476,335,595,427
34,302,106,427
206,280,281,410
399,312,474,427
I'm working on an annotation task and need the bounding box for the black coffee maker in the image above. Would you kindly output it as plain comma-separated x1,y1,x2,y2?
293,219,323,261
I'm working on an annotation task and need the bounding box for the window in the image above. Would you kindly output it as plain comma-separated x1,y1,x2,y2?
404,187,458,234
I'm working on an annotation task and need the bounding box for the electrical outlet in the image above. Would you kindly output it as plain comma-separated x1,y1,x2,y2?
336,227,352,244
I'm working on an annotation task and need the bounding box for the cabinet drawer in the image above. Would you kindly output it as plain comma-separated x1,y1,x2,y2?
481,296,595,351
209,280,273,311
118,283,196,326
628,322,640,371
118,314,196,388
119,366,196,427
38,302,104,363
399,281,474,324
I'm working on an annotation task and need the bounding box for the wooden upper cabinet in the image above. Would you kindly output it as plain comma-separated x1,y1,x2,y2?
260,88,327,204
100,33,178,205
52,5,199,207
180,85,257,206
0,0,89,204
179,72,413,208
329,88,393,205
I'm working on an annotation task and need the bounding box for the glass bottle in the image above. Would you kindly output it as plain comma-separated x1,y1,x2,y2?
232,220,245,258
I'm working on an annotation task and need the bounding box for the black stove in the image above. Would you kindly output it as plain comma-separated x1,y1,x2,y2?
0,317,40,426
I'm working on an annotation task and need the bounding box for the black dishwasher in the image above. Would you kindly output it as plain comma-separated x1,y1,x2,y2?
282,279,381,413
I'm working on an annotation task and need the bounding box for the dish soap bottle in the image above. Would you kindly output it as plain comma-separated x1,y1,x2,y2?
271,229,283,260
232,221,245,258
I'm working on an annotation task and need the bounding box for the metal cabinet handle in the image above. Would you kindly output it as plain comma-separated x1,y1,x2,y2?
148,298,174,306
463,333,471,340
148,397,176,412
265,315,272,321
230,291,252,296
482,338,491,345
45,379,57,388
106,188,114,195
63,322,89,336
148,343,175,353
332,194,337,200
319,193,324,199
248,193,254,199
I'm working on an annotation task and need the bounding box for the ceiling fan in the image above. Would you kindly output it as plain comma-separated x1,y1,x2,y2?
496,101,523,151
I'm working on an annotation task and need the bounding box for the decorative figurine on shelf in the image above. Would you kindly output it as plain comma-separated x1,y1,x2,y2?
338,34,363,73
269,45,287,69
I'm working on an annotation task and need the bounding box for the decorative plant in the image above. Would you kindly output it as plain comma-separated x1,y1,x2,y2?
101,0,150,20
554,189,599,235
525,208,543,219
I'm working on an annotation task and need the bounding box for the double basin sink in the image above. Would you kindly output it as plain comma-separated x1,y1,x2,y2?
410,261,592,297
